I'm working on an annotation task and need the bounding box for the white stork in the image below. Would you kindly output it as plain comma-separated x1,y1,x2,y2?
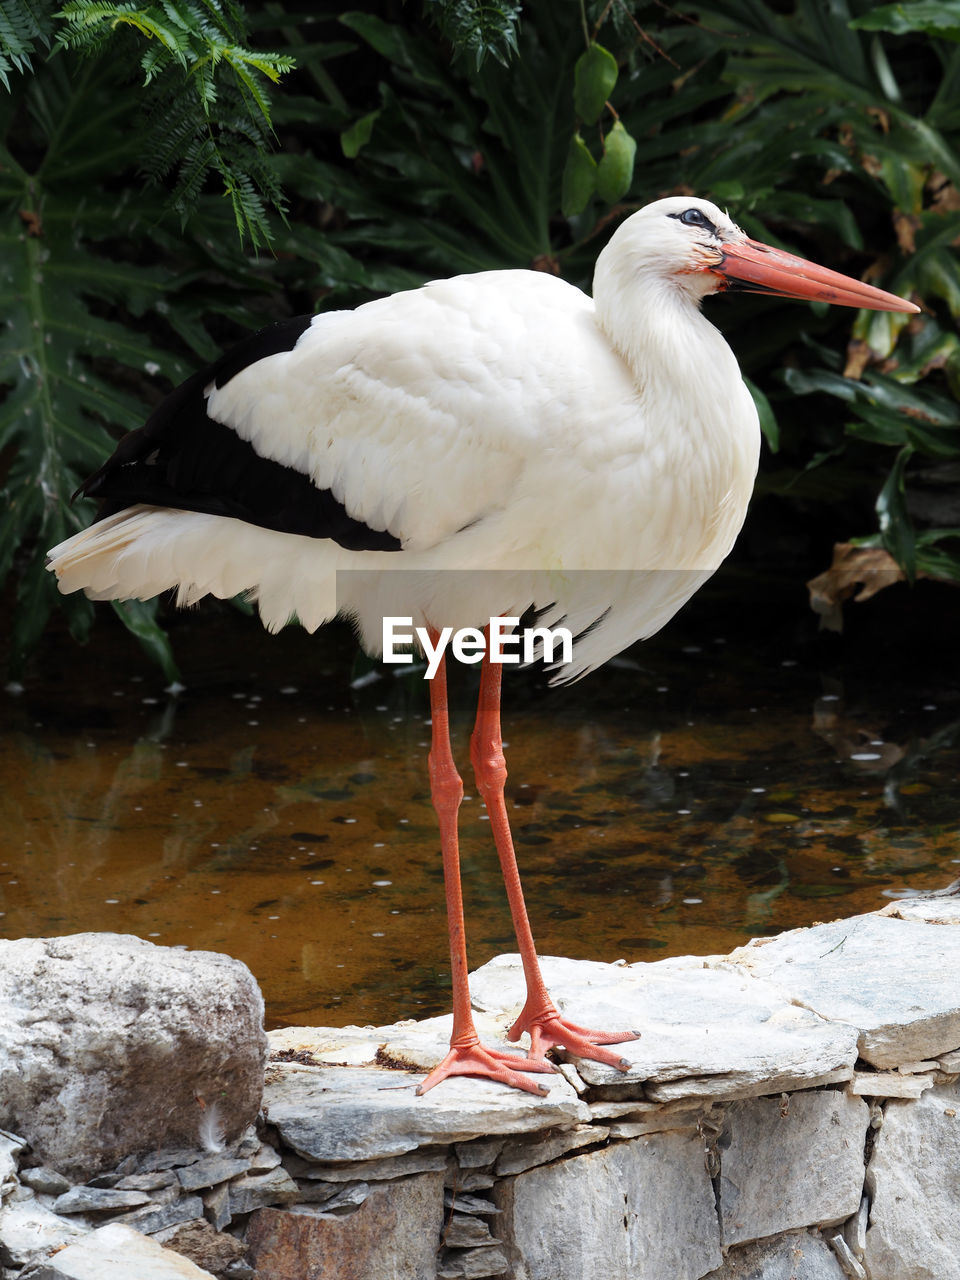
47,197,917,1094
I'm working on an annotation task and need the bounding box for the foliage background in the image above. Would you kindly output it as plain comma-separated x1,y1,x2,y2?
1,0,958,678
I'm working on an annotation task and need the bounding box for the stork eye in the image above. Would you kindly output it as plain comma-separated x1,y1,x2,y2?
680,208,707,226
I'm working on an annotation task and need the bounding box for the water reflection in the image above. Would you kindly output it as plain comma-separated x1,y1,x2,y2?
2,579,959,1029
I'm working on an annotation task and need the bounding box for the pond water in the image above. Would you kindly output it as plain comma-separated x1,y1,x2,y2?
2,566,958,1030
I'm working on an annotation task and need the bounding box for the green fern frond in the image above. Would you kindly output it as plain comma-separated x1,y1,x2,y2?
421,0,522,69
51,0,294,244
0,0,58,88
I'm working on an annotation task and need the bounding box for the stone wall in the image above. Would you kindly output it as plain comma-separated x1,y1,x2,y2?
1,887,958,1278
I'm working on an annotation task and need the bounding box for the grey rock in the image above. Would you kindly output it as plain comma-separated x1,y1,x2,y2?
842,1195,868,1260
18,1167,72,1196
223,1264,256,1280
202,1184,231,1233
286,1146,448,1182
137,1149,207,1174
0,1131,26,1201
718,1091,868,1247
294,1179,362,1206
175,1155,251,1192
702,1230,848,1278
246,1142,281,1173
495,1124,607,1176
877,882,960,924
445,1191,499,1216
86,1172,121,1188
864,1078,960,1279
24,1221,220,1278
115,1170,178,1192
451,1170,496,1191
829,1234,867,1280
495,1130,721,1279
847,1071,935,1098
265,1063,588,1164
717,912,960,1068
0,934,267,1180
226,1166,299,1216
234,1128,260,1158
442,1213,500,1248
53,1185,152,1215
0,1198,88,1269
468,954,858,1099
455,1137,506,1169
113,1195,206,1236
299,1182,370,1213
438,1245,510,1278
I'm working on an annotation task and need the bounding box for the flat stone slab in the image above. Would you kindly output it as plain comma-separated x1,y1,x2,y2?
877,879,960,925
0,1197,89,1270
469,954,859,1098
26,1221,218,1279
264,1063,589,1164
714,912,960,1067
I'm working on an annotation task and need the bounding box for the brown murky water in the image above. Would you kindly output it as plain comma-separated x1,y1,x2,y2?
2,569,959,1029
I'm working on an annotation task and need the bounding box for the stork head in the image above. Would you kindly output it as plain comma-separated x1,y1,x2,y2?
596,195,919,314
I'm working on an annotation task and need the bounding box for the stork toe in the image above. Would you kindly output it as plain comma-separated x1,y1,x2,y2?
416,1038,556,1096
515,1012,639,1072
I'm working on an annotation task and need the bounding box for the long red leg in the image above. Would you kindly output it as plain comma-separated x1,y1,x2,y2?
416,638,552,1096
470,639,638,1070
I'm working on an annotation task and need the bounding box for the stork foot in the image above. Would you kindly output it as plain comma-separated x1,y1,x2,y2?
511,1005,639,1072
416,1036,556,1096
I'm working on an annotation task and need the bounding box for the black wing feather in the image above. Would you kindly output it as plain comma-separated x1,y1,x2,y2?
79,316,403,553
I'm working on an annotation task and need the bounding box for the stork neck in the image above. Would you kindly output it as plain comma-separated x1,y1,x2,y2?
592,258,733,395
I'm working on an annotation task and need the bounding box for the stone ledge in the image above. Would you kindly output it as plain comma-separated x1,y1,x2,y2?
2,886,959,1278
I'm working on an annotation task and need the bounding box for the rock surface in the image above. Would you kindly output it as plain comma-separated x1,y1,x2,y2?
717,1092,868,1246
864,1078,960,1279
25,1221,218,1279
244,1172,445,1280
468,953,859,1098
715,913,960,1067
494,1130,722,1280
0,1196,88,1271
264,1063,589,1164
0,934,267,1179
702,1230,848,1278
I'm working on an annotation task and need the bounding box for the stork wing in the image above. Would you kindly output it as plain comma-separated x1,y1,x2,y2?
187,270,628,553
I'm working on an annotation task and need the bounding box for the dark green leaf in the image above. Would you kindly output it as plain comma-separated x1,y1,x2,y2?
876,447,916,581
573,42,617,125
745,378,779,451
851,2,960,43
110,600,181,686
560,132,597,217
595,120,636,204
341,109,381,159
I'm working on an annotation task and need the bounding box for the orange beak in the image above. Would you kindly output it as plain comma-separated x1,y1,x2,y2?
716,238,919,314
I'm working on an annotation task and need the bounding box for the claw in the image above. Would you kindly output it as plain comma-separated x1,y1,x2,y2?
512,1010,639,1072
417,1037,556,1096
